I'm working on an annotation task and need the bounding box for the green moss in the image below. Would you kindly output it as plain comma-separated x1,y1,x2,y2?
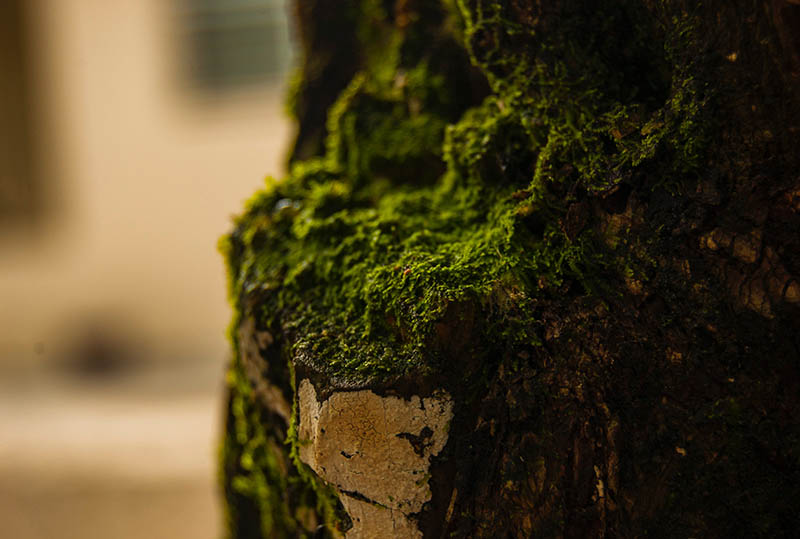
221,351,350,537
224,0,711,382
218,282,346,537
222,0,721,534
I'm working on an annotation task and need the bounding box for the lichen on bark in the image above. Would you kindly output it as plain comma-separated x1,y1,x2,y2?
221,1,800,537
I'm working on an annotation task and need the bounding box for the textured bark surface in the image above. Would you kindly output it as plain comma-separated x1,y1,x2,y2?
221,1,800,537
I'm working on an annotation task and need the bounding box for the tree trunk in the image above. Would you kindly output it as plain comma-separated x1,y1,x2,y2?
220,1,800,537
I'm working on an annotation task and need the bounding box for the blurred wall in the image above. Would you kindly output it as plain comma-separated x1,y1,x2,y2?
0,0,292,369
0,1,293,538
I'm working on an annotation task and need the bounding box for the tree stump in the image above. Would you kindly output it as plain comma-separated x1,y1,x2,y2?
220,1,800,537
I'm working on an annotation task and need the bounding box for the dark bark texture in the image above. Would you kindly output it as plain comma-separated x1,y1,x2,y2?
221,1,800,537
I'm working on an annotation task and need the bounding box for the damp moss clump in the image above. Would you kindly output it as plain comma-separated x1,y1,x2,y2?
221,364,346,537
222,0,713,382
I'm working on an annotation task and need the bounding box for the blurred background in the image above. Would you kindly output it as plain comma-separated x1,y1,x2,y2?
0,1,293,537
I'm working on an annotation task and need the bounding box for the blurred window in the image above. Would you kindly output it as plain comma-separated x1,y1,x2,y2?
181,0,291,90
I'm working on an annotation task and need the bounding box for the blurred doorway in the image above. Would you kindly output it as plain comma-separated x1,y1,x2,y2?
0,0,41,229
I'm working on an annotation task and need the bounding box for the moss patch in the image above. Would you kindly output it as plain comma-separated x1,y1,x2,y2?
218,1,800,536
223,0,712,383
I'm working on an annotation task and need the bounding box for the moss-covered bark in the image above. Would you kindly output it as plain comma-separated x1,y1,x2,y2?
221,1,800,537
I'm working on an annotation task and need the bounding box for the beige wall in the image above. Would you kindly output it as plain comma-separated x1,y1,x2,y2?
0,0,292,366
0,2,294,537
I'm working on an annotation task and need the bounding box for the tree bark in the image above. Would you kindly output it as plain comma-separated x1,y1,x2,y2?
221,1,800,537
